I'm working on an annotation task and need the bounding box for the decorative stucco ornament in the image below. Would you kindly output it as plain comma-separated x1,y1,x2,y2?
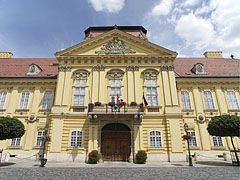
95,37,136,54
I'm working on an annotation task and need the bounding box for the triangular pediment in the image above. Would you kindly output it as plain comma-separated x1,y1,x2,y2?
55,29,177,58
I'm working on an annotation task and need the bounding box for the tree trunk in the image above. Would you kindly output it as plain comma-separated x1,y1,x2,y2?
230,136,239,166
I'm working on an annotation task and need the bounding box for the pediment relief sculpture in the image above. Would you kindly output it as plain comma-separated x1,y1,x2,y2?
73,69,90,80
95,37,136,55
142,68,159,80
107,69,125,80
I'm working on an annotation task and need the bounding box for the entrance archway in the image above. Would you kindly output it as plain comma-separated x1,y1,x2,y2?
101,123,131,161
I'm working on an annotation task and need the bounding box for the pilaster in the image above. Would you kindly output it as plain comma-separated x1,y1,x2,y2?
92,66,99,102
62,66,72,105
6,87,18,115
127,66,134,103
134,67,140,103
99,66,105,103
55,66,65,105
49,118,64,152
168,68,179,106
161,67,171,106
215,87,228,114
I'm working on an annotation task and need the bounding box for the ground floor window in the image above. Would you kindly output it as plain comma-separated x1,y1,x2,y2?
70,130,83,147
10,137,21,146
187,131,197,147
149,130,162,147
36,130,46,146
212,136,223,147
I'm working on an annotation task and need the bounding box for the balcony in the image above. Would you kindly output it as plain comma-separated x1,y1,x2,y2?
88,103,144,119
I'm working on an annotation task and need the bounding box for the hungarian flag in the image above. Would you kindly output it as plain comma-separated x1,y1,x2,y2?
117,94,119,100
143,94,148,107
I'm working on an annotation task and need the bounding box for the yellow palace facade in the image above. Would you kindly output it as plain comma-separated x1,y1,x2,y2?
0,26,239,162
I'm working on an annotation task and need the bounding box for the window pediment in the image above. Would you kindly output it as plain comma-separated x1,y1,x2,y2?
142,69,159,80
107,69,124,80
73,69,90,80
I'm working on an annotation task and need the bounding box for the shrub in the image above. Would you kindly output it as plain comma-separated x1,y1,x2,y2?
108,102,115,106
88,150,99,164
94,102,101,106
130,102,137,106
135,150,147,164
182,134,193,140
119,101,126,106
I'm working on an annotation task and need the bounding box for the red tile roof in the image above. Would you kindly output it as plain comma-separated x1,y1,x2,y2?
174,58,240,78
0,58,58,78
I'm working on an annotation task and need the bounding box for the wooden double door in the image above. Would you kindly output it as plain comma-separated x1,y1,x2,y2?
101,123,131,161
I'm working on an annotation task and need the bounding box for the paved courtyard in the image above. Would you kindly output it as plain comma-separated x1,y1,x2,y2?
0,159,239,180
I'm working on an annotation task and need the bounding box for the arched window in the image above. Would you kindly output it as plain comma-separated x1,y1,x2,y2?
149,130,162,147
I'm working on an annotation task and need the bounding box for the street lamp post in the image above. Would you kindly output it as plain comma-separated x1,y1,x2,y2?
184,123,193,166
40,124,49,167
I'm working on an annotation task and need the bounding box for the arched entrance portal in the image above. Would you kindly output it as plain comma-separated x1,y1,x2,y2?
101,123,131,161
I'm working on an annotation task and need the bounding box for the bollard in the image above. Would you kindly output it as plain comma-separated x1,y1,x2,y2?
194,152,198,161
223,153,227,161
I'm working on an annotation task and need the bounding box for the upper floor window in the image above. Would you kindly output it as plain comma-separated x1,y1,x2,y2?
11,137,21,146
109,80,121,103
145,80,158,106
42,91,53,110
73,80,86,106
226,91,239,110
181,91,192,110
0,91,7,109
203,91,215,110
70,130,83,147
149,130,162,148
187,131,197,147
36,130,45,146
212,136,223,147
19,91,30,109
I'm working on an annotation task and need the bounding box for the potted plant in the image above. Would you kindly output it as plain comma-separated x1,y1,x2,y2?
182,134,193,140
119,101,126,107
130,102,137,106
88,150,99,164
135,150,147,164
94,102,101,106
108,102,115,106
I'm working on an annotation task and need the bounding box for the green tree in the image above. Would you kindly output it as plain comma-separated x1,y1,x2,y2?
207,115,240,166
0,117,25,140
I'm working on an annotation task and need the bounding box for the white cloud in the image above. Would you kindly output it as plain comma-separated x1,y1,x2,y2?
175,13,215,50
181,0,199,7
151,0,174,16
88,0,125,13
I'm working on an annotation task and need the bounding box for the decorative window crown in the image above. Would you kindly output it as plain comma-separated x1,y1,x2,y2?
73,69,90,80
191,63,206,75
142,69,159,80
27,64,42,76
107,69,125,80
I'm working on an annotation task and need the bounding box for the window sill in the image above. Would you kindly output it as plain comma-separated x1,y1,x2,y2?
7,146,22,149
211,146,226,150
228,109,240,112
204,109,218,112
148,147,165,150
190,146,200,150
16,109,29,111
0,109,6,112
66,147,84,151
182,109,194,112
33,146,42,149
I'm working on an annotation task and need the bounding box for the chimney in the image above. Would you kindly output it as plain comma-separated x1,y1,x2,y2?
203,51,223,58
0,52,13,59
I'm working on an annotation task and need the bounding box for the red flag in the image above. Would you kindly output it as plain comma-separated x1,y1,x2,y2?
117,94,119,100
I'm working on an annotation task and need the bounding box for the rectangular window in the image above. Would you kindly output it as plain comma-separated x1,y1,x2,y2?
42,91,53,110
70,130,83,147
187,131,197,147
36,131,46,146
0,92,7,109
109,80,121,103
181,91,192,110
19,91,30,109
149,130,162,147
212,136,223,147
226,91,239,110
146,80,158,106
11,137,21,146
73,80,86,106
203,91,215,110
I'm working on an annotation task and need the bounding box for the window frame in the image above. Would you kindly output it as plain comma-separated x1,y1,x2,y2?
145,80,158,106
187,131,198,147
203,91,215,110
18,91,30,109
35,130,46,147
41,91,53,110
0,91,7,109
211,136,224,147
226,91,240,110
109,79,122,103
10,137,21,146
73,79,86,106
69,130,83,148
181,91,192,110
149,130,163,148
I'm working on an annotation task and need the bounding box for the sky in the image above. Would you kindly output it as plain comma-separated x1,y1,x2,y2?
0,0,239,58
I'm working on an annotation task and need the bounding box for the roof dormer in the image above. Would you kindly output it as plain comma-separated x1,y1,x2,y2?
26,63,42,76
191,63,206,75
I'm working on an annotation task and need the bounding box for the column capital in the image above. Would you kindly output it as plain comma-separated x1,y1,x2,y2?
58,66,65,72
126,66,134,71
65,66,72,72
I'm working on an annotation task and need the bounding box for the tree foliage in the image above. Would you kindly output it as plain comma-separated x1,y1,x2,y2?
0,117,25,140
207,115,240,137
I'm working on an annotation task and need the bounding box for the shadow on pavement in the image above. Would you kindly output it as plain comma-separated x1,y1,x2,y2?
0,162,16,167
195,161,233,166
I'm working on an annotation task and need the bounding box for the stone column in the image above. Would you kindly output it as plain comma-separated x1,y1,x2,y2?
215,87,228,114
62,66,72,105
127,66,134,103
134,66,140,103
161,66,172,106
92,66,99,103
192,87,211,150
99,65,105,103
55,66,65,105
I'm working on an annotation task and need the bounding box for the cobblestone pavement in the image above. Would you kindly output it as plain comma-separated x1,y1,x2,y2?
0,166,239,180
